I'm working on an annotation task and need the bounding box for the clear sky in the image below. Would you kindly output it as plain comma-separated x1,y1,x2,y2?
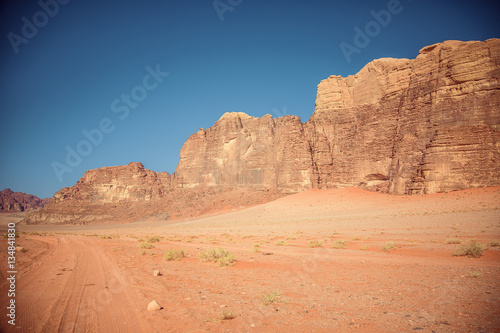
0,0,498,198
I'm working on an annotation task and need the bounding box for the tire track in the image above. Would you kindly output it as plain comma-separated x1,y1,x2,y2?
3,236,153,332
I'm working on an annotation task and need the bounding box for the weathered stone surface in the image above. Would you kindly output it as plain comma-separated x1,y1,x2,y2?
23,162,282,224
177,39,500,194
0,188,49,212
147,300,161,311
175,112,314,192
52,162,172,204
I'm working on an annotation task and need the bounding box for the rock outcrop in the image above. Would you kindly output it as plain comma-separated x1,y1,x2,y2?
24,162,282,224
176,39,500,194
0,189,49,212
24,39,500,224
52,162,173,204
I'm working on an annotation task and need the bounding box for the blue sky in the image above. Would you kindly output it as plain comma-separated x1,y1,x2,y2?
0,0,498,198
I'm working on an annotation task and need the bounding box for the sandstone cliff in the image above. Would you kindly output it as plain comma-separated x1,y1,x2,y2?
24,39,500,224
24,162,281,224
0,189,49,212
176,39,500,194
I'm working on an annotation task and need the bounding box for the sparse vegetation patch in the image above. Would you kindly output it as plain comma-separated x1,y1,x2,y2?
332,240,349,249
163,249,185,261
139,242,155,249
261,291,282,305
199,247,236,267
308,241,323,248
453,240,486,258
381,242,397,252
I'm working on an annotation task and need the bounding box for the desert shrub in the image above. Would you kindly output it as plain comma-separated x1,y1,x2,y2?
308,241,323,248
488,240,500,247
252,243,261,253
453,240,486,258
467,270,481,278
332,240,349,249
446,238,462,244
139,249,147,255
100,235,112,239
275,240,286,246
220,311,235,320
199,247,236,267
148,236,161,243
163,249,185,261
261,291,281,305
139,242,155,249
381,242,397,252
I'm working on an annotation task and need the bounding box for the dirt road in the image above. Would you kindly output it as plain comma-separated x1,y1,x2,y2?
0,236,153,333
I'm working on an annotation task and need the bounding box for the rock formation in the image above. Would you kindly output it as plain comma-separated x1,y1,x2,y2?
24,39,500,224
0,188,49,212
176,39,500,194
24,162,282,224
52,162,173,204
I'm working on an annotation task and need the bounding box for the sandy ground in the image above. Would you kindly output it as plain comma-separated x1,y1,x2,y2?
1,187,499,332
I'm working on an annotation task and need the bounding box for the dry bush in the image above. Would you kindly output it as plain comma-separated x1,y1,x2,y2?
163,249,185,261
453,240,486,258
199,247,236,267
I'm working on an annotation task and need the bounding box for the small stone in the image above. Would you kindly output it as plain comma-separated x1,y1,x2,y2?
153,270,161,277
220,305,227,308
147,300,161,311
250,324,255,327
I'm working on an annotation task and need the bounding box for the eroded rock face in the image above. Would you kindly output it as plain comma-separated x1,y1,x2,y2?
175,112,314,192
24,39,500,225
0,188,48,212
52,162,172,204
177,39,500,194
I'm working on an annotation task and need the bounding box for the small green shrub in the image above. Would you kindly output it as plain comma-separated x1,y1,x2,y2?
467,270,481,278
453,240,486,258
100,235,112,239
332,240,349,249
163,249,185,261
446,238,462,244
261,291,281,305
381,242,397,252
308,241,323,248
275,240,286,246
252,243,261,253
148,236,161,243
488,240,500,247
139,242,155,249
199,247,236,267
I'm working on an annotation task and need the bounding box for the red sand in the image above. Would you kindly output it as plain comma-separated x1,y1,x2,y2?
1,187,499,332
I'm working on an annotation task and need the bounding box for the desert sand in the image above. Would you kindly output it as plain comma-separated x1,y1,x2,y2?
1,187,499,332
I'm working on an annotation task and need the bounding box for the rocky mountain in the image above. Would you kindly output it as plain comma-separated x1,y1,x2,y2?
176,39,500,194
0,188,49,212
24,39,500,224
23,162,282,224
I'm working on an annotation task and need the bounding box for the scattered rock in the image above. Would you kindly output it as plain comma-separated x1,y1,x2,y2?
153,270,161,277
147,300,161,311
262,252,273,256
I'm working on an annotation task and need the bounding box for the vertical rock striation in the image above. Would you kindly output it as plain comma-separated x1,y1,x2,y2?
176,39,500,194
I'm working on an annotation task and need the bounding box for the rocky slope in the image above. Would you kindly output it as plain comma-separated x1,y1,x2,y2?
0,189,49,212
176,39,500,194
23,163,282,224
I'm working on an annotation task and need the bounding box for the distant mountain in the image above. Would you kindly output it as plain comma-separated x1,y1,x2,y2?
0,188,50,212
